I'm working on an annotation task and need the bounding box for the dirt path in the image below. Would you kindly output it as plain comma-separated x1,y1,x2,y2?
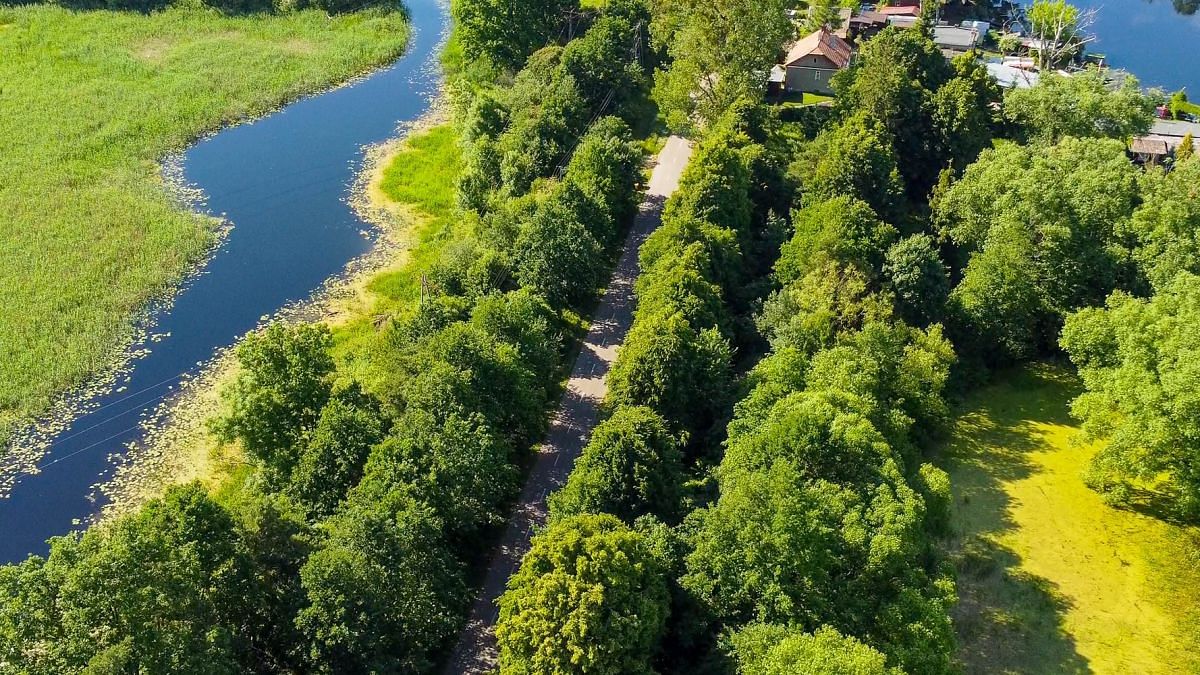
443,136,693,674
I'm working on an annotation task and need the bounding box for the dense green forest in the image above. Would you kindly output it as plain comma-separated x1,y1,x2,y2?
4,0,1199,672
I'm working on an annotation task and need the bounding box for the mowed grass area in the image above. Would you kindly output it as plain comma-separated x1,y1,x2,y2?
940,363,1200,674
0,5,410,446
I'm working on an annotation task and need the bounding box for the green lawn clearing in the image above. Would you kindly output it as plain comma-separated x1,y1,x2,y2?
330,122,464,378
0,5,409,448
940,363,1200,674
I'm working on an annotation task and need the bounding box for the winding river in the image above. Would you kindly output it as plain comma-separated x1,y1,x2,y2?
0,0,447,564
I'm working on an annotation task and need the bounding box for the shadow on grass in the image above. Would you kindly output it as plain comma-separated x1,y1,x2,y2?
941,365,1090,674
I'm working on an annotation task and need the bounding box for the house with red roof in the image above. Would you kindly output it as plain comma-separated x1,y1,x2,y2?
877,4,922,17
779,28,854,95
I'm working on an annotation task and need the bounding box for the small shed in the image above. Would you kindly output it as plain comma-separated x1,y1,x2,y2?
781,29,853,96
986,62,1040,89
848,10,888,41
933,26,982,53
1130,137,1170,166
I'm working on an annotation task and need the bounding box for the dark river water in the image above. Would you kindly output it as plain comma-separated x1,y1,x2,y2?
1079,0,1200,95
0,0,446,564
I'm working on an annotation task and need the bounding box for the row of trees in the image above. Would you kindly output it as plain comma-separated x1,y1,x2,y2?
494,102,797,673
493,56,968,669
491,14,1167,672
0,2,655,672
487,6,1200,674
682,36,967,665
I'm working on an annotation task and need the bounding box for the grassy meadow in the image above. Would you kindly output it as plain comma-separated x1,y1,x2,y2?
331,122,463,378
0,5,410,447
940,364,1200,674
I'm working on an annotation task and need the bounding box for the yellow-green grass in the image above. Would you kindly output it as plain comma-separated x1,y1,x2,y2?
778,91,834,108
364,122,463,306
940,363,1200,674
331,122,463,374
0,5,410,447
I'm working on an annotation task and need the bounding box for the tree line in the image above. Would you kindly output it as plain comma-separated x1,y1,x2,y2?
0,1,656,671
492,7,1192,673
490,18,994,673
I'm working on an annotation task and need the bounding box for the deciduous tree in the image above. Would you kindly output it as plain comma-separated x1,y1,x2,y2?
496,514,670,675
651,0,792,131
549,406,684,523
213,323,334,485
1061,273,1200,516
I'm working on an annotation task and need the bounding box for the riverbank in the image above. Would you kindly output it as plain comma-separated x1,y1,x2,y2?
0,5,411,452
101,103,453,520
940,364,1200,674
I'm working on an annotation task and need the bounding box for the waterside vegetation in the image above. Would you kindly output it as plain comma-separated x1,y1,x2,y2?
0,5,411,447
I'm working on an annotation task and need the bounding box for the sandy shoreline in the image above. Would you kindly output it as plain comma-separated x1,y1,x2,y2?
100,100,450,520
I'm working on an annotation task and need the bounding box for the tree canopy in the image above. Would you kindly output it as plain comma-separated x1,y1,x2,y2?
1003,68,1155,144
549,406,685,523
650,0,793,131
1061,272,1200,517
496,514,670,675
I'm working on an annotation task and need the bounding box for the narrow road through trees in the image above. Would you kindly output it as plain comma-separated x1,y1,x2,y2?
444,136,693,674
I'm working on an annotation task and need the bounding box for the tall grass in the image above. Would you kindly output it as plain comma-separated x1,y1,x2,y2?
330,123,463,375
0,5,410,446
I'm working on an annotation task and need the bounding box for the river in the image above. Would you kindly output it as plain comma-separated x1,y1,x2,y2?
0,0,446,564
1078,0,1200,95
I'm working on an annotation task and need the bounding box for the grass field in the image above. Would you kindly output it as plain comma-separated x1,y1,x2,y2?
331,122,463,376
940,364,1200,674
0,5,410,447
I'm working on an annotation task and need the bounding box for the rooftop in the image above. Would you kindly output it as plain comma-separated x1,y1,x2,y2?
877,5,921,15
784,29,854,70
986,62,1041,89
934,25,980,49
1130,137,1170,156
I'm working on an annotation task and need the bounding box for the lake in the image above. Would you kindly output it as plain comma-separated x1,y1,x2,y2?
1078,0,1200,95
0,0,446,564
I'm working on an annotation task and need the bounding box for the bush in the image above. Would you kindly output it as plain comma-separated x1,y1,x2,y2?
730,624,899,675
